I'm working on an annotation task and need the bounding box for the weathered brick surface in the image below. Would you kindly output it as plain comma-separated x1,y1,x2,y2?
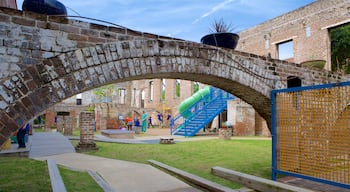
11,16,35,26
76,111,97,151
0,3,348,146
219,128,232,140
56,116,73,135
44,110,56,130
236,0,349,70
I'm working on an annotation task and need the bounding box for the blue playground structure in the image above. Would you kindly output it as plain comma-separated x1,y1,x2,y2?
170,86,235,137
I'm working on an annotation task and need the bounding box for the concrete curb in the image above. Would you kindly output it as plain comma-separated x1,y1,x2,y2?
47,159,67,192
88,171,114,192
212,166,315,192
148,159,238,192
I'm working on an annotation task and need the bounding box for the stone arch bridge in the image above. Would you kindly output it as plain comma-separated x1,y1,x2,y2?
0,8,346,145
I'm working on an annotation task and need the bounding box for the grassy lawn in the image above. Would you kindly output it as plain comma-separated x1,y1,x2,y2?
0,157,103,192
81,138,272,189
59,166,103,192
33,127,45,133
72,129,100,136
72,129,80,136
0,157,51,192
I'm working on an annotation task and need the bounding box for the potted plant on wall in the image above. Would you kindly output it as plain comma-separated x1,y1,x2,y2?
22,0,67,16
201,18,239,49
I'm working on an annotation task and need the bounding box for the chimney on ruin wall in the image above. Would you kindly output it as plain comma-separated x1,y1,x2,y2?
0,0,18,9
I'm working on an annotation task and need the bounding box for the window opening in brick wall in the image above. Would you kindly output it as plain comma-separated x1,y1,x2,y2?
118,88,126,104
149,81,154,101
141,90,145,108
264,33,271,49
277,40,294,62
161,79,166,101
132,88,137,107
76,93,82,105
330,23,350,74
305,26,311,37
193,82,199,94
175,79,181,98
265,39,270,49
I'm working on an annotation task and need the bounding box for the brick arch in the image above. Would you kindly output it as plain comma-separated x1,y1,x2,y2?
0,37,345,145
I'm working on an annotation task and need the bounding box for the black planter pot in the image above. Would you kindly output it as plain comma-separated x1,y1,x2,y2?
22,0,67,16
201,32,239,49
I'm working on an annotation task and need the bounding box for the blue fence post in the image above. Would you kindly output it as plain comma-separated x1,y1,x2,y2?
271,90,277,181
170,119,173,135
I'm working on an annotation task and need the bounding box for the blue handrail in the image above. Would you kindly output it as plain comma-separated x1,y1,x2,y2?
170,87,234,136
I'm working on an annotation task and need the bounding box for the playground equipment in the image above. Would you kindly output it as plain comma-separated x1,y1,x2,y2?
178,86,211,118
171,86,234,136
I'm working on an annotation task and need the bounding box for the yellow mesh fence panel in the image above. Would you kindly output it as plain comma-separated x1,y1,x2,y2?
276,86,350,185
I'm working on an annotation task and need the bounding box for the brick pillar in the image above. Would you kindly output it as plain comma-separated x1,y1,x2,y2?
45,110,56,131
63,116,73,136
56,116,73,135
75,112,98,151
56,116,64,133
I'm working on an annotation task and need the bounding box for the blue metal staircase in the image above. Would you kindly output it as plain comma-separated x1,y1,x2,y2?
170,87,234,136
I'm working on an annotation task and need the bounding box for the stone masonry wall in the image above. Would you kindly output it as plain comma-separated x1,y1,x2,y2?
0,7,346,146
0,7,180,79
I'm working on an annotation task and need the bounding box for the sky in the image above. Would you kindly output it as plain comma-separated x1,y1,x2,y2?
16,0,315,42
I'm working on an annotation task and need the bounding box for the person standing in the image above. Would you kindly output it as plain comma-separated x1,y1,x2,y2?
166,112,172,127
148,116,154,128
141,111,147,133
134,118,141,127
25,123,30,135
125,117,132,131
17,124,27,149
157,112,163,128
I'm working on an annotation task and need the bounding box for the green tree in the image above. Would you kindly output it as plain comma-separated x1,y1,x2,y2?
175,83,180,97
93,85,115,101
193,82,199,93
161,90,165,100
175,80,181,97
331,24,350,73
93,85,115,118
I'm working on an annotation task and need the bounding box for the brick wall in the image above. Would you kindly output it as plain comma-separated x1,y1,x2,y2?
44,104,87,130
76,111,97,151
237,0,350,70
0,6,346,146
255,113,270,137
228,99,259,136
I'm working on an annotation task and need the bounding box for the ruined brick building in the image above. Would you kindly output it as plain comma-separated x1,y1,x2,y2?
8,0,346,136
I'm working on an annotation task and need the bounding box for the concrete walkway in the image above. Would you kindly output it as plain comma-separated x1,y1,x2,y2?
35,153,200,192
29,132,201,192
29,132,75,158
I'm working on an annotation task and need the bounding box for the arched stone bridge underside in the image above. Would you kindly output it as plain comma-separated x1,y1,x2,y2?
0,8,345,145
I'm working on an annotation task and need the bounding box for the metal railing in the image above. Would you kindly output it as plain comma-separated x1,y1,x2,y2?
170,87,234,136
271,81,350,189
